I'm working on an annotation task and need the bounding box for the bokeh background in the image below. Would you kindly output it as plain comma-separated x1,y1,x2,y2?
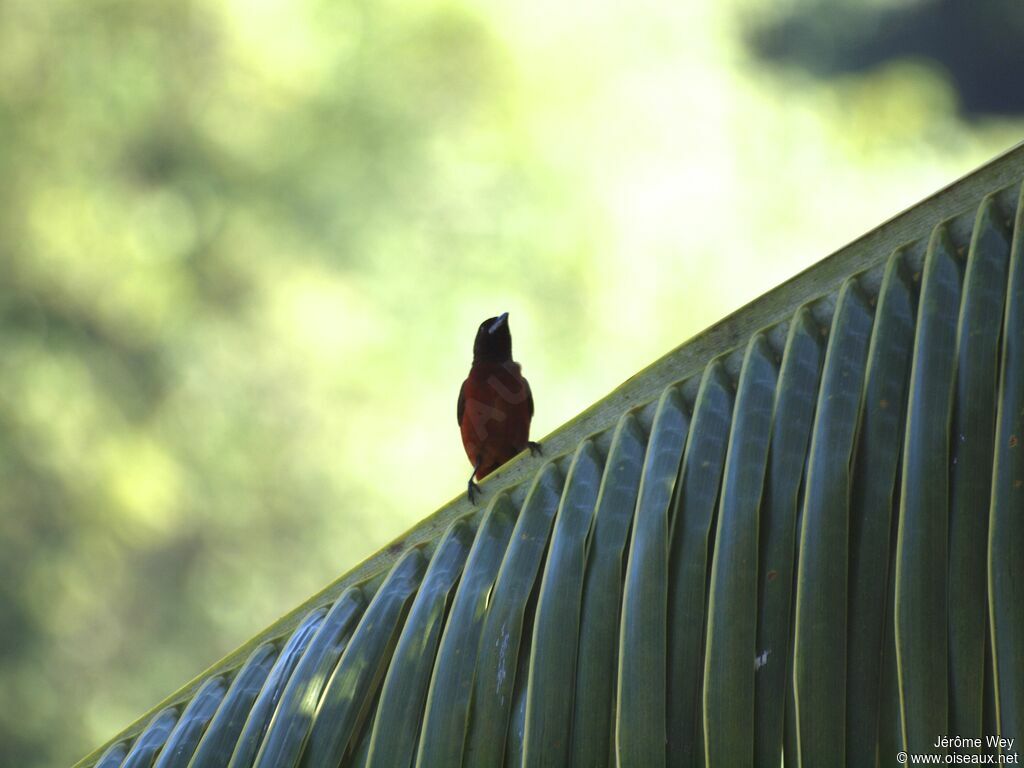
1,0,1021,763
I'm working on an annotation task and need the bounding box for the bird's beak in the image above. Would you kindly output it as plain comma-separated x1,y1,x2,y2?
488,312,509,334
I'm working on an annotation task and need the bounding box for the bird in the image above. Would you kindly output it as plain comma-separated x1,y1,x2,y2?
457,312,541,503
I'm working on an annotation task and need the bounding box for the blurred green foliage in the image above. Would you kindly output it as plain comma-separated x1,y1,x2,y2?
0,0,1020,764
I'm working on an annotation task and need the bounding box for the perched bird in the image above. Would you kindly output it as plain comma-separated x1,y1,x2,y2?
457,312,540,503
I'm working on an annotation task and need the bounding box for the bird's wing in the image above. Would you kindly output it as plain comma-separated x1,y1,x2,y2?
457,379,466,426
525,376,534,418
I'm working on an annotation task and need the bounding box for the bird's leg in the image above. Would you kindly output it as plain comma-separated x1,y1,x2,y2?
467,455,483,504
527,441,543,457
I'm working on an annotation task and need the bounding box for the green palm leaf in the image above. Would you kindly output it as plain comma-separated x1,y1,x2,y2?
74,145,1024,768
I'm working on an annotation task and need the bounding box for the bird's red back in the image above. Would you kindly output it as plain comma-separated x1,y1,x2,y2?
458,360,533,479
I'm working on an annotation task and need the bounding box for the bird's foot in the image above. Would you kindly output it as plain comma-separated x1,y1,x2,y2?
527,441,543,457
467,479,482,505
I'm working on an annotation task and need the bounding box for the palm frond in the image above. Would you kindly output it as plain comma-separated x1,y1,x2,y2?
74,142,1024,767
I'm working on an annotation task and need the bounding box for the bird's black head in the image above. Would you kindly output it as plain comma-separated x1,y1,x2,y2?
473,312,512,363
